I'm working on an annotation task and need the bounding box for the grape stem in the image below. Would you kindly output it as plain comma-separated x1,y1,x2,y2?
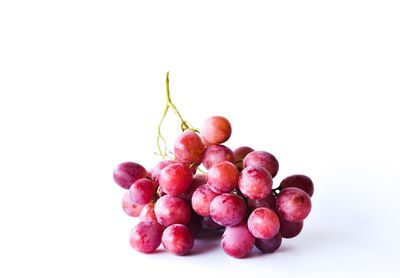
157,72,198,159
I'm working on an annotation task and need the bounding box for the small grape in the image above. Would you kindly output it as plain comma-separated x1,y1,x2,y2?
122,191,144,217
191,184,219,216
222,222,255,258
162,224,194,256
202,145,235,169
279,217,304,238
210,193,246,226
129,220,163,254
255,233,282,253
155,195,191,227
159,163,193,195
276,187,312,222
280,174,314,197
129,178,156,205
247,207,280,239
247,193,276,211
151,160,178,185
139,203,157,222
201,116,232,145
180,174,207,202
113,162,147,189
243,151,279,178
174,130,205,165
233,146,254,170
207,161,239,194
238,166,273,200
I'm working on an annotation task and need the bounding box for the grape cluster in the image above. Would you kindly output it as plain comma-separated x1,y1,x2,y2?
114,115,314,258
113,73,313,258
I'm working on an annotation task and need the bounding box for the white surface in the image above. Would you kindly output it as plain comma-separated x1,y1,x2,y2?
1,1,400,277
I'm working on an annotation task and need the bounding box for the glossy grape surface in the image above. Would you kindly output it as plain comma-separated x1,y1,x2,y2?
201,116,232,144
238,166,273,200
139,203,157,222
210,193,246,226
248,207,280,239
174,130,205,165
280,174,314,197
129,221,163,253
191,184,219,216
113,162,147,189
222,222,255,258
202,145,235,169
255,233,282,253
129,178,156,205
243,151,279,178
155,195,191,227
207,161,239,194
162,224,194,256
122,191,144,217
276,187,312,222
159,163,193,195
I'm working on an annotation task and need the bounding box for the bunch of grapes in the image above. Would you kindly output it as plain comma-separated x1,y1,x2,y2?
112,73,314,258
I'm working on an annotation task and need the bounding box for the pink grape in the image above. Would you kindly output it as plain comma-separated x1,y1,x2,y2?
222,222,255,258
129,220,163,254
191,184,219,216
248,207,280,239
276,187,312,222
201,116,232,145
233,146,254,170
279,217,303,238
162,224,194,256
255,233,282,253
201,136,212,147
129,178,156,205
280,174,314,197
180,174,207,202
122,191,144,217
155,195,191,227
159,163,193,195
187,211,202,237
202,216,223,231
247,193,276,211
151,160,178,185
139,203,157,222
238,166,273,200
113,162,147,189
210,193,246,226
243,151,279,178
207,161,239,194
202,145,235,169
174,130,205,165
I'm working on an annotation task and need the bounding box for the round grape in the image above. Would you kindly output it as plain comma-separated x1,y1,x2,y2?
151,160,178,185
279,217,304,238
210,193,246,226
243,151,279,178
238,166,273,200
233,146,254,170
139,203,157,222
191,184,219,216
201,116,232,145
159,163,193,195
248,207,280,239
122,191,144,217
113,162,147,189
155,195,191,227
174,130,205,165
129,178,156,205
202,145,235,169
280,174,314,197
162,224,194,256
255,233,282,253
180,174,207,202
276,187,312,222
129,220,163,254
222,222,255,258
207,161,239,194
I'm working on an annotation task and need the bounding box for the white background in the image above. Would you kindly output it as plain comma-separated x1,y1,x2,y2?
1,1,400,277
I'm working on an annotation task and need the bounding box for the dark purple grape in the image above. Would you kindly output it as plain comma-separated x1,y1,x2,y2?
247,193,276,211
279,217,303,238
280,174,314,197
255,233,282,253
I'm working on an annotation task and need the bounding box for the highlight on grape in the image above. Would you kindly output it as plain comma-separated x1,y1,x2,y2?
113,73,314,258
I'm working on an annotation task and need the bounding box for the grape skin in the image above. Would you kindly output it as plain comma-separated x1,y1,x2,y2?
139,203,157,222
122,191,145,217
243,151,279,178
207,161,239,194
280,174,314,197
233,146,254,170
210,193,246,226
113,162,147,189
151,160,178,185
222,222,255,258
129,178,156,205
201,116,232,145
174,130,205,165
255,233,282,253
248,207,280,239
279,217,304,238
202,216,223,231
276,187,312,222
180,174,207,202
239,166,273,200
247,193,276,211
129,220,163,254
162,224,194,256
155,195,191,227
159,163,193,195
191,184,219,216
202,145,235,169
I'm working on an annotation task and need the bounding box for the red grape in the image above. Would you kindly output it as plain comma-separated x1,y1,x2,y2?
129,220,163,254
162,224,194,256
255,233,282,253
202,216,223,231
155,195,191,227
139,203,157,222
276,187,312,222
151,160,178,185
187,211,202,237
238,166,273,200
159,163,193,195
248,207,280,239
233,146,254,170
180,174,206,202
201,116,232,145
210,193,246,226
202,145,235,169
174,130,205,165
113,162,147,189
122,191,144,217
247,193,276,211
243,151,279,178
280,174,314,197
207,161,239,194
129,178,156,205
279,217,303,238
191,184,219,216
222,222,255,258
